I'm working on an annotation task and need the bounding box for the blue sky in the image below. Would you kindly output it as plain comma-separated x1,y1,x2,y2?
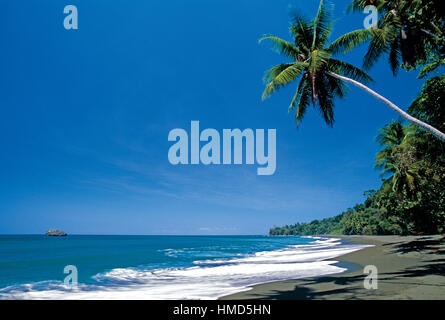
0,0,424,235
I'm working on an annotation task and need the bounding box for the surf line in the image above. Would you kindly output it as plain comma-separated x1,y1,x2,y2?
168,121,276,175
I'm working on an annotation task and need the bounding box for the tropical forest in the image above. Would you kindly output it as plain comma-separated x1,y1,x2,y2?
266,0,445,236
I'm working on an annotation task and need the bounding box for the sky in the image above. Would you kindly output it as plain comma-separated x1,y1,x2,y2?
0,0,425,235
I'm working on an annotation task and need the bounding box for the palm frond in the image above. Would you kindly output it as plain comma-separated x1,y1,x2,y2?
317,20,337,49
376,121,405,147
294,79,311,126
262,63,308,100
362,12,401,70
309,49,331,73
327,29,372,56
326,71,348,99
316,74,335,126
388,36,401,75
263,63,295,83
289,12,313,53
259,35,301,60
289,75,307,112
311,0,332,49
363,28,391,70
328,59,374,84
346,0,386,14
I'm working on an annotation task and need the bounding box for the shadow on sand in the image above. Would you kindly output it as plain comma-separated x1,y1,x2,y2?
242,237,445,300
246,264,445,300
384,236,445,255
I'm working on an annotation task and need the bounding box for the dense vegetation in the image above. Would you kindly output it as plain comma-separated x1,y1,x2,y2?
270,75,445,236
268,0,444,236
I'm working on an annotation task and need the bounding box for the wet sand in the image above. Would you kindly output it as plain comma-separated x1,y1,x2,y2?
220,235,445,300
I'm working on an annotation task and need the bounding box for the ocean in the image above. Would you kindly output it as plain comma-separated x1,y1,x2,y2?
0,235,366,299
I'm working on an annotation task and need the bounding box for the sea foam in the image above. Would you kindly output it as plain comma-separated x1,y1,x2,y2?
0,237,368,300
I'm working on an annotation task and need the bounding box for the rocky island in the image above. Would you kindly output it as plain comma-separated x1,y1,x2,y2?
45,229,67,236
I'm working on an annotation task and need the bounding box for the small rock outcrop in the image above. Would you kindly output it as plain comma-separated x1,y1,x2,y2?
45,229,67,236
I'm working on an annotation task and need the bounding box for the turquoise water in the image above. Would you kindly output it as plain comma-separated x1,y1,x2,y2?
0,235,311,288
0,235,364,299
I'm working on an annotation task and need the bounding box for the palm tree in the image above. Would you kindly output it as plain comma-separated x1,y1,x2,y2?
260,0,445,142
375,121,419,198
384,152,420,199
375,120,413,175
347,0,444,75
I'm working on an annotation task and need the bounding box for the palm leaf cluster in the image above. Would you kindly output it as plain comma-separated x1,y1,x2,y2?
260,0,373,127
348,0,445,75
375,121,419,198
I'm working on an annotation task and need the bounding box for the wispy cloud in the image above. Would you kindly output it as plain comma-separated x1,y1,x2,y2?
78,156,354,213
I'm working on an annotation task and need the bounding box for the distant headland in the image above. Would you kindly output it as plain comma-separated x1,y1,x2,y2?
45,229,67,236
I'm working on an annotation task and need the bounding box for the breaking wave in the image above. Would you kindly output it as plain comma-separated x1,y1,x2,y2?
0,237,369,300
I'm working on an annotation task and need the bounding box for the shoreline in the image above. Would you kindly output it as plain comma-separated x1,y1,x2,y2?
219,235,445,300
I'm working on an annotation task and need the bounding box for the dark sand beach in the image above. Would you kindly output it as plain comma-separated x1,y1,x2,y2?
220,235,445,300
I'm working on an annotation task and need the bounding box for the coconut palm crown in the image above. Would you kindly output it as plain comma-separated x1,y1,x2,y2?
347,0,444,76
260,0,445,142
260,0,373,127
375,121,419,198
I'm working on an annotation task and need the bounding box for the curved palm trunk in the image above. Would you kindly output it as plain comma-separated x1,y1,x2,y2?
327,71,445,142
